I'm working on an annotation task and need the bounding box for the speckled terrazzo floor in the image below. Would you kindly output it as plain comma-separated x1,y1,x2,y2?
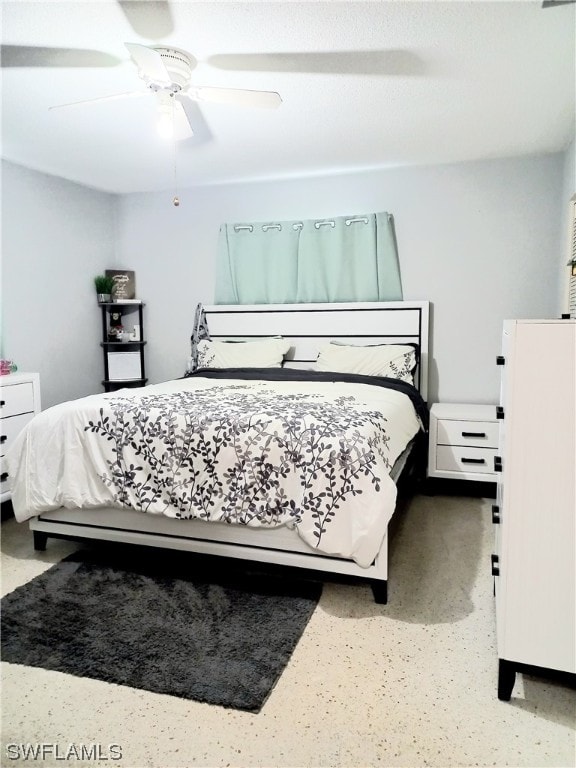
1,494,575,768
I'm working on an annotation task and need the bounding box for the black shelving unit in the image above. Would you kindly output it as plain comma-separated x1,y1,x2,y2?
99,302,147,392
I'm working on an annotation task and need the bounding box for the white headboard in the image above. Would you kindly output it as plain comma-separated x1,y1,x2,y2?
203,301,430,401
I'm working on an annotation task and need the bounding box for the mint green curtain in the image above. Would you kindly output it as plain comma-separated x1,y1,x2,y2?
215,212,402,304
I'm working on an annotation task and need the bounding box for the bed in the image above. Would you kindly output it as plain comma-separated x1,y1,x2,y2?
7,301,429,603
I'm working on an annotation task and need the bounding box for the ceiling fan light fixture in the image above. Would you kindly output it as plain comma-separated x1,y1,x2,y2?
157,105,173,139
156,92,174,139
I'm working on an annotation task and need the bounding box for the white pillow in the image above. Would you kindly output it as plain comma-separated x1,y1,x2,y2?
197,338,290,369
316,342,417,383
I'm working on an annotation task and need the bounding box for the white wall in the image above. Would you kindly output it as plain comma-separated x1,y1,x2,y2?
562,136,576,206
117,152,564,405
1,152,566,409
559,137,576,312
1,161,117,409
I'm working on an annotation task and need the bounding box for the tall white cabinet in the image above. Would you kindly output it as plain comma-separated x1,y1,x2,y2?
494,320,575,699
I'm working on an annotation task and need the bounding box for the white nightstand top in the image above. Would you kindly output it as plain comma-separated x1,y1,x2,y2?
0,372,40,387
430,403,497,422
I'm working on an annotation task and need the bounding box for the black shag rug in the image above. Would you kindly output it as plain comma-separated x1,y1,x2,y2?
1,547,321,711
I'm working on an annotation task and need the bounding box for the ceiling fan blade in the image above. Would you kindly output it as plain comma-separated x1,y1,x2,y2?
49,91,145,110
125,42,171,84
207,50,425,77
175,94,213,144
0,44,121,68
117,1,174,39
187,86,282,109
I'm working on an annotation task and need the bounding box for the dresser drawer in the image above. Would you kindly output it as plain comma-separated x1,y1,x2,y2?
436,445,497,475
0,412,34,458
437,419,499,448
0,382,35,418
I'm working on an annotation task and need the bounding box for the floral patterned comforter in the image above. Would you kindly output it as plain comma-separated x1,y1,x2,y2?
7,369,427,567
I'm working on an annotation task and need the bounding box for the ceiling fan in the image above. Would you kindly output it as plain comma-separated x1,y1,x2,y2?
2,0,423,140
48,43,282,141
0,1,172,68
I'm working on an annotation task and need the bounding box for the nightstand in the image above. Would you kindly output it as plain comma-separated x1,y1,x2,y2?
1,372,41,502
428,403,498,482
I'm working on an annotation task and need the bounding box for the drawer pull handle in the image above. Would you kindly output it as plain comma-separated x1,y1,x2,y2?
461,457,486,464
0,435,6,444
461,431,486,438
491,554,500,577
0,472,8,482
492,505,501,524
0,400,4,407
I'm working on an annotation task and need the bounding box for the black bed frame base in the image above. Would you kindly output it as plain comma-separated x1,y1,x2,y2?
33,530,48,551
371,580,388,604
498,658,576,701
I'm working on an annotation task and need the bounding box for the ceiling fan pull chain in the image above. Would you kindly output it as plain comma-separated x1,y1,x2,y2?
172,96,180,207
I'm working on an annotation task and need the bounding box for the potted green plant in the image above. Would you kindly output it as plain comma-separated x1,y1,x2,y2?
94,274,115,304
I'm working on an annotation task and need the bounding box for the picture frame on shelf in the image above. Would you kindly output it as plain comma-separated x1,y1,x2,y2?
105,269,136,302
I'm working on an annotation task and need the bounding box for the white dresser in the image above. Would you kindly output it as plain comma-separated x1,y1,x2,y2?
494,320,575,700
0,372,41,503
428,403,499,482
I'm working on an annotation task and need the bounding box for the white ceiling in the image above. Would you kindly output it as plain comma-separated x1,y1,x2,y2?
1,0,575,195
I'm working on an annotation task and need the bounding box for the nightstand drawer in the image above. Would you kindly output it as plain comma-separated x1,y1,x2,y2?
0,460,10,495
0,382,35,418
437,419,499,448
0,412,34,458
436,445,497,475
0,373,41,504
